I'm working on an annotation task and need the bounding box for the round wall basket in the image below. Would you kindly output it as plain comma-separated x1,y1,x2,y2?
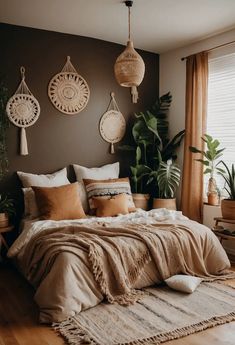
48,56,90,115
99,93,126,154
6,93,40,128
6,67,40,155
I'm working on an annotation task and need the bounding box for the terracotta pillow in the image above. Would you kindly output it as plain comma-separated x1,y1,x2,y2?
32,182,86,221
83,177,135,214
93,194,129,217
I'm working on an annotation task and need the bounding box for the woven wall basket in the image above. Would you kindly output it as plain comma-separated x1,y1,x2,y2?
99,93,126,154
48,56,90,115
6,67,40,155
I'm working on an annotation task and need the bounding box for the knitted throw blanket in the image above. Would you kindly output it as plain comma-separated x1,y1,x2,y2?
21,222,233,306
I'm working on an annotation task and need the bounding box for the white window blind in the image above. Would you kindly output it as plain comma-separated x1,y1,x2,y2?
206,52,235,194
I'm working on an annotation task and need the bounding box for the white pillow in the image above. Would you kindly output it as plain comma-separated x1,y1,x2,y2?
165,275,202,293
23,183,85,219
17,168,70,188
73,162,120,213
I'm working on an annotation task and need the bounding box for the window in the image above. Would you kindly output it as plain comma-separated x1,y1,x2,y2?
206,51,235,194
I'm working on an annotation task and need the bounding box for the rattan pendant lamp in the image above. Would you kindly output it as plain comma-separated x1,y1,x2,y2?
114,0,145,103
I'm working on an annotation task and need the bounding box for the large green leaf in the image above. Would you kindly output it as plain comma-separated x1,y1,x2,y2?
156,160,181,198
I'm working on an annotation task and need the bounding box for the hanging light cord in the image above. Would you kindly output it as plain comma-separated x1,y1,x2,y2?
128,6,131,40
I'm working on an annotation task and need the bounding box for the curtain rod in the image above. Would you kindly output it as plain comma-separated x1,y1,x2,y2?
181,39,235,61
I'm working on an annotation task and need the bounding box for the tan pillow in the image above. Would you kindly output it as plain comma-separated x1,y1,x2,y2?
93,194,129,217
32,183,86,221
23,182,85,219
83,177,135,214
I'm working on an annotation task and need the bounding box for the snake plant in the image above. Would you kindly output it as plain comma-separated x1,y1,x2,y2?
218,161,235,200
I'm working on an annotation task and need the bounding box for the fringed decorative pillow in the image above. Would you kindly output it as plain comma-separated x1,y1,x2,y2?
83,177,135,214
93,194,129,217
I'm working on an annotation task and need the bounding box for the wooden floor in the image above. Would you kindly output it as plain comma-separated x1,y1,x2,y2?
0,263,235,345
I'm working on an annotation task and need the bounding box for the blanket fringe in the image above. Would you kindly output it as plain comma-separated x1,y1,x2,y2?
53,312,235,345
53,318,98,345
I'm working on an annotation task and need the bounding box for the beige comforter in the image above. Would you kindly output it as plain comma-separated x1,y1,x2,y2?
14,214,232,323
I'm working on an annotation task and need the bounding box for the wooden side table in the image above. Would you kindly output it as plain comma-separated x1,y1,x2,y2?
0,225,14,250
212,217,235,243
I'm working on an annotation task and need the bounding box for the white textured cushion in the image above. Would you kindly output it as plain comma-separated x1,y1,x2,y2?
23,183,85,219
165,275,202,293
73,162,120,212
17,168,70,188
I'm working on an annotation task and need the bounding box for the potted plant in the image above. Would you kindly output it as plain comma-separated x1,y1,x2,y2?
0,79,15,226
218,161,235,220
0,78,9,180
130,146,151,210
189,134,225,205
120,92,185,209
0,194,15,227
148,159,181,210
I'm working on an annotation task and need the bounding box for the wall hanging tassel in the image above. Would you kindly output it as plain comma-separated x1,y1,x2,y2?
111,143,115,154
131,86,138,103
99,92,126,154
6,66,40,156
20,127,28,155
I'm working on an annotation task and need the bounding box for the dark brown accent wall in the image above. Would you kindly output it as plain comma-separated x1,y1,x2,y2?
0,23,159,218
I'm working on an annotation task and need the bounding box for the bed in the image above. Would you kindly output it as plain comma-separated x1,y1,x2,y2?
8,208,231,324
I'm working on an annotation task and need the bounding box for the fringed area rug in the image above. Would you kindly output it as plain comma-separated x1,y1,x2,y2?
53,282,235,345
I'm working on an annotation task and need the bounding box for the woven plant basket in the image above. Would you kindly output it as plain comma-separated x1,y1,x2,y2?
152,198,177,211
0,213,9,228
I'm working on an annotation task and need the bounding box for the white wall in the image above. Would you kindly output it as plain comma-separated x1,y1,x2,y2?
160,29,235,256
160,28,235,172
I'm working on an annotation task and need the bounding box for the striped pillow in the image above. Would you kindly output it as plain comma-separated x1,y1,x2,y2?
83,177,135,213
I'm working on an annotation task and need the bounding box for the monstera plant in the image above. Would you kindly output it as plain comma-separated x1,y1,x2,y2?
120,92,185,209
148,159,181,210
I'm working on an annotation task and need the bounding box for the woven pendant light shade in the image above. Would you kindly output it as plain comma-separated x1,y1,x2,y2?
114,1,145,103
114,40,145,87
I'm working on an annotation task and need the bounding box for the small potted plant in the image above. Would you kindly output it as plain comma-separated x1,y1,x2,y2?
218,161,235,220
189,134,225,205
0,194,15,227
148,159,181,210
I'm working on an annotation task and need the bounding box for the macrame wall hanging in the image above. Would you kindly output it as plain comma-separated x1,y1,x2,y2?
48,56,90,115
99,92,126,154
6,67,40,156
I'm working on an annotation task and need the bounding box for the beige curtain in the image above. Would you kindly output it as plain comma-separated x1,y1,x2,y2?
181,52,208,223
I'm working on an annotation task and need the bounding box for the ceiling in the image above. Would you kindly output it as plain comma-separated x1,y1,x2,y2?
1,0,235,53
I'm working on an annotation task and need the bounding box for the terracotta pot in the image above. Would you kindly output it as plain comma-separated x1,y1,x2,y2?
207,192,219,206
221,199,235,220
132,193,150,211
152,198,177,210
0,213,9,228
